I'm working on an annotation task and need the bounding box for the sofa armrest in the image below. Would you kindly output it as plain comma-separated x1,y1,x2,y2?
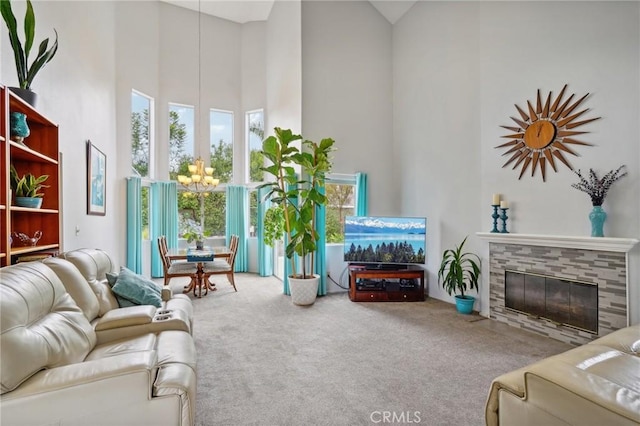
485,366,529,426
2,351,157,399
94,305,157,331
524,350,640,424
0,352,164,425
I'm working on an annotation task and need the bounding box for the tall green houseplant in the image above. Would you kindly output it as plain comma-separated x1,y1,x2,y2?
259,127,335,280
1,0,58,91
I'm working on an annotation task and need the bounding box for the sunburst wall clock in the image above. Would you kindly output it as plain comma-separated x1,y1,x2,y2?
496,84,600,181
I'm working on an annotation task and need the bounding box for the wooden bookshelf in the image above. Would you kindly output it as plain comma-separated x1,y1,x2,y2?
1,86,61,266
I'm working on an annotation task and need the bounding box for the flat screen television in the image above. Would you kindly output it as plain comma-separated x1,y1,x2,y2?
343,216,426,268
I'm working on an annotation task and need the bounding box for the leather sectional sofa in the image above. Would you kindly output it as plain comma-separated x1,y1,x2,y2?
485,324,640,426
0,249,197,426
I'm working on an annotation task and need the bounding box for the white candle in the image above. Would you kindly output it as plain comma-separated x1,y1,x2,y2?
500,200,508,209
492,194,500,205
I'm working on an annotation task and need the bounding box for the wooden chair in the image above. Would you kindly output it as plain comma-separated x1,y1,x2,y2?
202,234,239,292
158,235,199,289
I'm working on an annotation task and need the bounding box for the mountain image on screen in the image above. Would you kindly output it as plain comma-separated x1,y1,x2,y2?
343,216,426,264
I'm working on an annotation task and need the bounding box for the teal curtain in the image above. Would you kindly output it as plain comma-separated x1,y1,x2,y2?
314,183,327,296
150,182,178,278
282,179,298,295
226,185,248,272
257,186,273,277
355,172,368,216
126,177,142,273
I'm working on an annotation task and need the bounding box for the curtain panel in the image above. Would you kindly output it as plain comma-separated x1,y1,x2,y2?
150,182,178,278
126,177,142,273
257,186,273,276
226,185,248,272
355,172,368,216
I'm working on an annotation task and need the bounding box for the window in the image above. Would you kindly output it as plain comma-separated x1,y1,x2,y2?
141,186,150,240
169,103,195,179
246,109,265,183
325,181,355,243
131,90,153,178
210,109,233,183
249,190,258,237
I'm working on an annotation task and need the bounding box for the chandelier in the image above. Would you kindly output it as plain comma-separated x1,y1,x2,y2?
176,157,219,195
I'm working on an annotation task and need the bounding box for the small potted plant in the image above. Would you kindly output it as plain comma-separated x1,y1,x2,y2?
181,218,206,250
1,0,59,106
259,127,335,306
437,236,481,314
10,164,48,209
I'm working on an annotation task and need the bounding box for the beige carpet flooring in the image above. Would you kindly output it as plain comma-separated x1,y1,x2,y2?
166,273,572,426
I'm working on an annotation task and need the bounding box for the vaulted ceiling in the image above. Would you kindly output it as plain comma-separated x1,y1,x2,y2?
162,0,416,25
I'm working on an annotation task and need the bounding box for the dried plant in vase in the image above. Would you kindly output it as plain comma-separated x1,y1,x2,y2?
571,165,627,237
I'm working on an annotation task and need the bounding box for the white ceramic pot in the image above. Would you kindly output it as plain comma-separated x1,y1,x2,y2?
288,274,320,306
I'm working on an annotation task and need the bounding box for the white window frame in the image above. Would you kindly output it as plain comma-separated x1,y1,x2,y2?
245,108,265,184
131,89,155,179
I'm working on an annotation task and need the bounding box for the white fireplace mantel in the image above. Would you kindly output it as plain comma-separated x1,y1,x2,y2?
476,232,639,253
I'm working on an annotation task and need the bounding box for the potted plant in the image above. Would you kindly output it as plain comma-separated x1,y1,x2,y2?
181,218,206,250
437,236,481,314
10,164,48,209
1,0,59,107
259,127,335,305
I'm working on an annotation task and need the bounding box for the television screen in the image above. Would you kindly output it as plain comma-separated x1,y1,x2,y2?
343,216,426,265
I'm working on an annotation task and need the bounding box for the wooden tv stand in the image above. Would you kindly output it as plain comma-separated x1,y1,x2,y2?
348,265,425,302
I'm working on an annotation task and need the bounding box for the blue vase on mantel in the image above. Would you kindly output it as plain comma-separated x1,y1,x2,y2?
589,205,607,237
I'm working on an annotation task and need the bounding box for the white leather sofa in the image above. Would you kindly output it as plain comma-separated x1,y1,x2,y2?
0,257,197,426
54,248,194,343
485,325,640,426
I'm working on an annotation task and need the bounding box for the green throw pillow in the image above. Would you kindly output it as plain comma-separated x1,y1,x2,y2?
110,267,162,308
106,272,137,308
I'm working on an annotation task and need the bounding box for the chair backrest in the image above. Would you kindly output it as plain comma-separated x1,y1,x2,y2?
227,234,239,268
158,235,171,272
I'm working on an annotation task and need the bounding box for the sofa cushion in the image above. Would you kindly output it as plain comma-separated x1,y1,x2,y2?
111,267,162,308
43,257,101,321
106,272,137,308
59,248,119,315
0,262,96,394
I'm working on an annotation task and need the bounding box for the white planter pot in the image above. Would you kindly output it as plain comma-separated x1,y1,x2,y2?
288,275,320,306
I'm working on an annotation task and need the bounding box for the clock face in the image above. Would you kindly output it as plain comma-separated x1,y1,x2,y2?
497,85,600,181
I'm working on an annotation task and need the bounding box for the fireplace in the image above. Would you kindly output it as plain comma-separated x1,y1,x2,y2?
477,233,638,346
504,271,598,334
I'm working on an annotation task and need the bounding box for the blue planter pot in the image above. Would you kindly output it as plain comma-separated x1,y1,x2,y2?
455,295,475,314
15,197,43,209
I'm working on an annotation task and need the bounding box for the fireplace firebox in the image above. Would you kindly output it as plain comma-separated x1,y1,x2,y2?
504,271,598,333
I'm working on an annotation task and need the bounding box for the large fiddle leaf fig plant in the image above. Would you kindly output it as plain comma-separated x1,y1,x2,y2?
259,127,335,279
1,0,58,90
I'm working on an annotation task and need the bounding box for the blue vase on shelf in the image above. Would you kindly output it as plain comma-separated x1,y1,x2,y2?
10,112,30,144
589,205,606,237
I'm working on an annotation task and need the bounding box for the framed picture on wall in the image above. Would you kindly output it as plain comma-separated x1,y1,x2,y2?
87,140,106,216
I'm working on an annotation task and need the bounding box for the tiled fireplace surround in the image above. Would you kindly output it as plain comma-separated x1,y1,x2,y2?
477,233,638,346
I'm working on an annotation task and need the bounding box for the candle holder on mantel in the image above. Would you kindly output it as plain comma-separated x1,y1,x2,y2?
491,205,500,233
500,208,509,233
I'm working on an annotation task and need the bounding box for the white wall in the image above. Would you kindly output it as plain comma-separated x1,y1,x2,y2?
393,1,640,322
115,1,160,272
266,0,302,136
301,1,395,215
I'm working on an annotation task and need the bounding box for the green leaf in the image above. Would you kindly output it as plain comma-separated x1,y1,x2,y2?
23,0,34,58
